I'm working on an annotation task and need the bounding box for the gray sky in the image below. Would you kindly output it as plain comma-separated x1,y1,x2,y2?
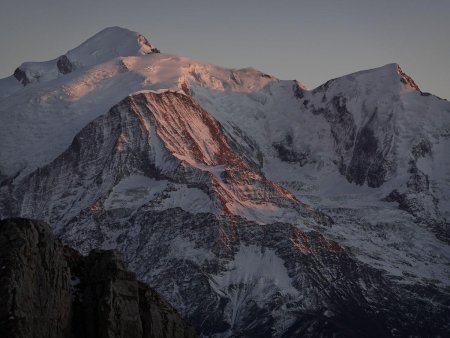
1,0,449,99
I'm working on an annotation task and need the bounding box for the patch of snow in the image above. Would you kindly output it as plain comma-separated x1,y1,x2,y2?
210,245,299,328
169,236,213,265
157,184,216,214
210,244,298,297
104,174,216,215
104,175,168,210
323,309,335,318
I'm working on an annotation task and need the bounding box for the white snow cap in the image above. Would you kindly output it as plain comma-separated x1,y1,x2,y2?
353,63,420,91
66,26,159,68
13,27,159,86
311,62,421,97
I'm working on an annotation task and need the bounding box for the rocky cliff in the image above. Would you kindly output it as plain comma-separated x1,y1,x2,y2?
0,218,196,338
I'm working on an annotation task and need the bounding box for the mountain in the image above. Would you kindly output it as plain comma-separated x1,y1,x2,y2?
0,27,449,337
0,218,196,338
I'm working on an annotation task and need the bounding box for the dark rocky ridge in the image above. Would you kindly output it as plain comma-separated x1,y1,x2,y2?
0,218,196,338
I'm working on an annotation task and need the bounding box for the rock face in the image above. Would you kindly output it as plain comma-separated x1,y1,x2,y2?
0,218,71,338
0,218,196,338
13,67,30,86
57,55,74,74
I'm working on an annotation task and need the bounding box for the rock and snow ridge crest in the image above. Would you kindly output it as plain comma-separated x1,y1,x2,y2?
311,62,421,96
8,27,421,93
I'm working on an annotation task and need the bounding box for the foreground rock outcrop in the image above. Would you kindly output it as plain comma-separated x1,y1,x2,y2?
0,218,196,338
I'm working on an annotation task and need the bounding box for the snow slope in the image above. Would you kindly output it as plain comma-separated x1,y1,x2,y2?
0,41,274,179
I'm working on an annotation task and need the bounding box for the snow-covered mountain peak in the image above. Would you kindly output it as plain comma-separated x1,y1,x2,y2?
356,63,420,92
306,62,417,103
9,27,159,88
372,62,420,91
66,26,159,66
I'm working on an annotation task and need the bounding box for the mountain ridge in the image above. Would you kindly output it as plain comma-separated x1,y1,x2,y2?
1,27,449,337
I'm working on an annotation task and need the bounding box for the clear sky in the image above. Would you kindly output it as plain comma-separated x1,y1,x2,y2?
1,0,449,99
